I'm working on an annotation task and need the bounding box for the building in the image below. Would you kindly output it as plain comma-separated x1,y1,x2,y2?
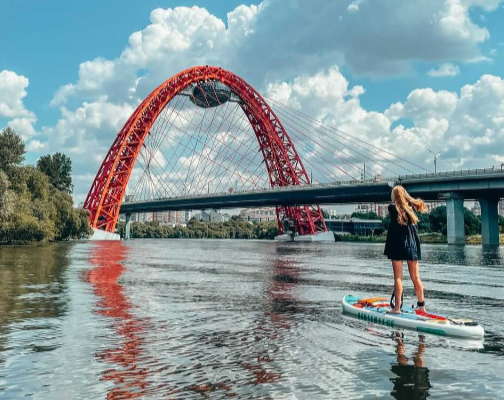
354,203,373,214
194,209,223,223
471,201,481,217
240,207,277,222
376,204,389,218
326,218,383,236
354,203,390,218
499,200,504,217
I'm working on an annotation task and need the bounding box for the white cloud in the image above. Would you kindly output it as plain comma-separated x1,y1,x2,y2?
347,1,360,13
0,70,35,119
24,0,504,202
428,63,461,77
26,140,46,152
0,70,38,141
267,67,504,177
50,0,500,107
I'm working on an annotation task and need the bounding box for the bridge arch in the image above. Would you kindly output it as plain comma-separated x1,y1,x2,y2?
84,66,326,235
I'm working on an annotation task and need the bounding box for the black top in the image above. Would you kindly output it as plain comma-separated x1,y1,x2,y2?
384,204,421,261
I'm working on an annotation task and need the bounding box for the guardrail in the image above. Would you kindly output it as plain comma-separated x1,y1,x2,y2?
398,165,504,181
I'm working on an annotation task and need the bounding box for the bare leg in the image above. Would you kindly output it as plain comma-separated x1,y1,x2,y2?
407,260,425,312
389,260,403,313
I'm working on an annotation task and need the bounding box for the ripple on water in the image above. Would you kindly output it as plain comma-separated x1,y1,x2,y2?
0,240,503,399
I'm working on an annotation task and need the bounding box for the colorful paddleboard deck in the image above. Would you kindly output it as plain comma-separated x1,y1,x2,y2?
342,295,485,339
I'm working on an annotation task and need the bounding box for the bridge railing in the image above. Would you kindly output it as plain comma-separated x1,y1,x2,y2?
398,165,504,181
122,165,504,205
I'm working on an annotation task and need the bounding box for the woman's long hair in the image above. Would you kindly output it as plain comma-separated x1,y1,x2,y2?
392,185,426,225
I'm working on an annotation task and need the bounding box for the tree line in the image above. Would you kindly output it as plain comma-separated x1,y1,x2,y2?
118,216,279,240
351,206,498,236
0,128,92,244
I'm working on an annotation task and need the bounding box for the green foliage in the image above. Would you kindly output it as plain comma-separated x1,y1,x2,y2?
118,217,278,240
0,129,91,243
0,127,25,170
463,207,481,236
417,212,431,232
382,205,481,238
37,153,74,194
499,215,504,233
351,211,381,220
427,205,447,235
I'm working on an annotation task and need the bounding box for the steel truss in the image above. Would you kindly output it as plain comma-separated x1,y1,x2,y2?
84,66,327,235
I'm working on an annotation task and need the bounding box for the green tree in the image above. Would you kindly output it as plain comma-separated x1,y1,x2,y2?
417,212,431,233
0,127,25,170
463,207,481,235
0,170,16,220
499,215,504,233
351,211,381,220
37,153,74,194
0,165,91,244
429,206,447,234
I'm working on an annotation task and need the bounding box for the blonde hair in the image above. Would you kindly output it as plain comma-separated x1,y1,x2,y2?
392,185,426,225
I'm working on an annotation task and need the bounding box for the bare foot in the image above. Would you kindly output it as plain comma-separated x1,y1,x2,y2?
387,309,402,314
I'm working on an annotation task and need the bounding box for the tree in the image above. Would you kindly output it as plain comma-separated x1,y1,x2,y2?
351,211,381,220
0,127,25,170
463,207,481,236
429,206,447,234
37,153,74,193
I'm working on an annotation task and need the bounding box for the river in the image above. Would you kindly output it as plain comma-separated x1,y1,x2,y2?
0,240,503,399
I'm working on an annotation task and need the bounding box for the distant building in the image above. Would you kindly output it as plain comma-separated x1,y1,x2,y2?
376,204,389,218
499,200,504,217
354,203,389,218
194,209,223,223
354,203,373,214
240,207,276,222
326,218,383,236
472,202,481,217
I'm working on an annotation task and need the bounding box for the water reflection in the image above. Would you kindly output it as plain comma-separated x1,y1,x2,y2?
85,241,156,399
480,245,502,266
0,243,71,357
390,334,431,400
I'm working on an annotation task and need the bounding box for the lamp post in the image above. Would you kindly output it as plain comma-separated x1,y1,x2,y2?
428,149,442,173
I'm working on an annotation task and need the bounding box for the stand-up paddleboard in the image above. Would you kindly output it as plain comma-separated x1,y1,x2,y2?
342,295,484,339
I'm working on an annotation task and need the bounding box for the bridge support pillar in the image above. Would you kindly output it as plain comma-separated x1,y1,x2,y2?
125,213,132,240
479,197,500,246
445,193,465,245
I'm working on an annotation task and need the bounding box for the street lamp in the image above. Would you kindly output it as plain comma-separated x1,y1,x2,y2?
428,149,442,173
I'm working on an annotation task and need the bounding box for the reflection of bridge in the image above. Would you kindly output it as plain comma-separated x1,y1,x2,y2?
84,66,503,245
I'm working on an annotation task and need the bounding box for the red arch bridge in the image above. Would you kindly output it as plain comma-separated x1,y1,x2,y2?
84,66,504,244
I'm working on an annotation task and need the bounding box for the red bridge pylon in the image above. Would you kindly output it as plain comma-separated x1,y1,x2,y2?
84,66,327,236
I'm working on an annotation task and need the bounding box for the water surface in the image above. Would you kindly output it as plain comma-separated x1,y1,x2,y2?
0,240,503,399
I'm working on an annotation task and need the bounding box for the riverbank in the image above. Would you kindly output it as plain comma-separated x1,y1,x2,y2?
334,232,447,243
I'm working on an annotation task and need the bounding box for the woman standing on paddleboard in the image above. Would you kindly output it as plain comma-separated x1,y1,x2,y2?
384,185,427,314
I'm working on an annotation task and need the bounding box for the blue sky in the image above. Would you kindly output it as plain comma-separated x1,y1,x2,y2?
0,0,245,127
1,0,504,203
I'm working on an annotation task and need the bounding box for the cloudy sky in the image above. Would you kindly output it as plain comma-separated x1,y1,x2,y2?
1,0,504,205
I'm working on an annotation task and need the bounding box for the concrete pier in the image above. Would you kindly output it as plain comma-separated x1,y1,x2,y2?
479,197,500,246
125,213,132,240
446,193,465,245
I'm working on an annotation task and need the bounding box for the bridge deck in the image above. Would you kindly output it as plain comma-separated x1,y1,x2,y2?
121,167,504,214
